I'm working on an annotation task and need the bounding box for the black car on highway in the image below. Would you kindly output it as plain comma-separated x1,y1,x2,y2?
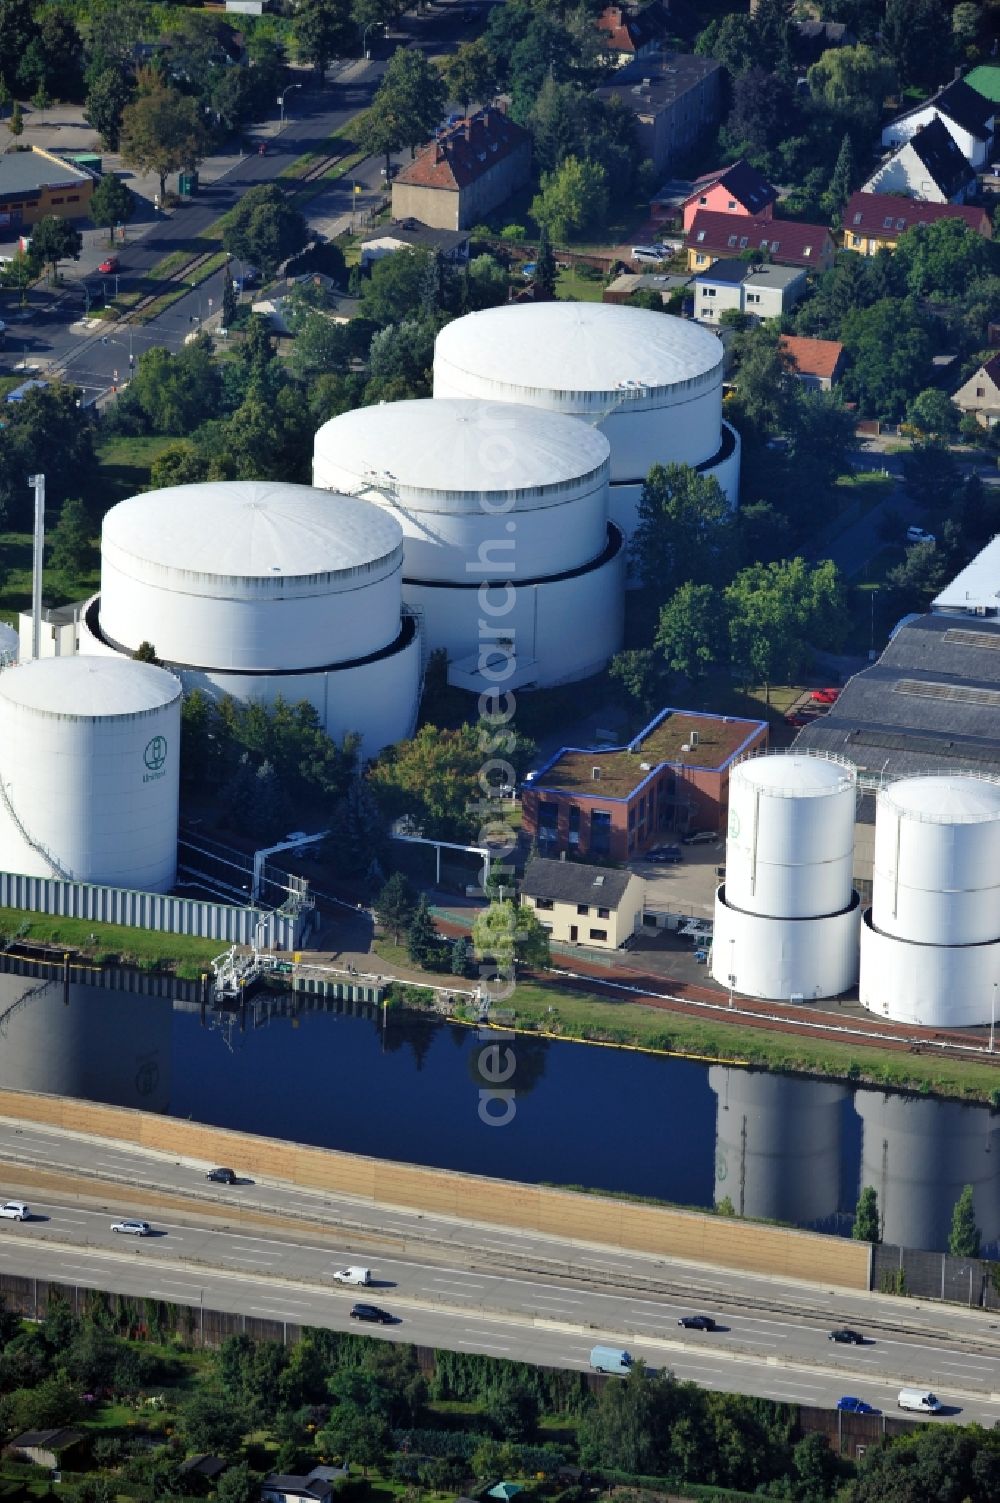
350,1303,394,1324
206,1167,237,1184
678,1315,717,1331
829,1328,866,1344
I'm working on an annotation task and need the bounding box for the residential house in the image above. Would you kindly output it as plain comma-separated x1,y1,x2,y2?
520,857,646,949
792,19,854,65
681,159,776,232
261,1470,348,1503
686,210,835,272
951,354,1000,427
391,110,531,232
841,191,992,253
0,147,95,232
521,707,768,861
595,3,666,66
360,219,470,267
595,54,722,176
881,77,995,171
862,117,977,203
779,334,845,390
603,270,692,304
4,1431,86,1469
179,1457,229,1493
694,259,807,324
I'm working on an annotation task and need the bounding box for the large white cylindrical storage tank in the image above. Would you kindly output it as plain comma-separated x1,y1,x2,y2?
712,890,862,1000
859,912,1000,1027
855,1089,1000,1254
0,972,171,1112
0,656,180,889
313,399,612,580
726,754,857,919
710,1067,847,1225
432,304,738,522
98,481,405,671
871,775,1000,945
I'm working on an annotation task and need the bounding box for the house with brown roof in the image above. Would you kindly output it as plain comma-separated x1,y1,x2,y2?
952,355,1000,428
686,210,835,272
390,110,531,232
780,335,845,391
595,3,666,66
862,116,977,203
681,160,776,231
841,191,992,254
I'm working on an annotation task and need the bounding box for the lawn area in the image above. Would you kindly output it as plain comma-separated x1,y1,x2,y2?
554,264,605,301
96,434,179,511
0,907,222,979
0,530,99,626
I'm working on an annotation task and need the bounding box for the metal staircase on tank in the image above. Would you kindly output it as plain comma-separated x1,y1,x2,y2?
0,774,73,880
0,978,52,1039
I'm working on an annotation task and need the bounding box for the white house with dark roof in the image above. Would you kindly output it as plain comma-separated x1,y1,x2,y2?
520,856,645,949
881,76,995,170
863,117,977,203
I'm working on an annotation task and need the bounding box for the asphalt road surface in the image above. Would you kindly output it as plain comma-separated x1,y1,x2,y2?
1,1119,999,1424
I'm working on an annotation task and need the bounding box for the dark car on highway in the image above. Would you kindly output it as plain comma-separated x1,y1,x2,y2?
829,1328,865,1344
837,1396,879,1414
206,1167,237,1184
678,1315,718,1331
350,1303,394,1324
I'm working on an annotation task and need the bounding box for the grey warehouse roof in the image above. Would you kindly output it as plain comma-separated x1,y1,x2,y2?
434,303,723,395
315,399,610,498
0,656,181,718
521,856,635,909
102,481,403,581
0,149,92,198
793,613,1000,782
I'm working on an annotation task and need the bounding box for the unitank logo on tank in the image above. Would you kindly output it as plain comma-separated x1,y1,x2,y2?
143,735,167,782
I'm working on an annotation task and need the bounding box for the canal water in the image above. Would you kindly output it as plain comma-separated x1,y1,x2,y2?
0,963,997,1257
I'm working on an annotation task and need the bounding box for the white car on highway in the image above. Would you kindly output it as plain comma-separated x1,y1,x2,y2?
111,1219,151,1236
0,1201,29,1220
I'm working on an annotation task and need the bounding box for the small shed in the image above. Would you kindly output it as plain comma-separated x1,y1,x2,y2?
4,1430,86,1469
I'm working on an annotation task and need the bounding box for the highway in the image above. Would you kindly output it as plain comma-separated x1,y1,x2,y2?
1,1119,999,1424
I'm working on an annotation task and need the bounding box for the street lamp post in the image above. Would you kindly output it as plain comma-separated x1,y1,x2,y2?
870,586,879,658
728,937,735,1009
277,83,302,128
991,982,996,1055
362,22,379,58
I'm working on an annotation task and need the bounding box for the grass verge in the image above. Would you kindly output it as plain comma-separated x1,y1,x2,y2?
0,907,222,980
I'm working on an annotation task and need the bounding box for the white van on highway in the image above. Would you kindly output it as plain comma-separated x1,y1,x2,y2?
898,1388,943,1413
333,1266,372,1286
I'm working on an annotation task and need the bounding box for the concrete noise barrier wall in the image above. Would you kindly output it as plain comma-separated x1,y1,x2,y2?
0,1087,872,1291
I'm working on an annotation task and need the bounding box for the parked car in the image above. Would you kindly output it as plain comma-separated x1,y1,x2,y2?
681,830,718,845
0,1201,29,1220
829,1328,866,1344
350,1302,393,1323
111,1219,150,1236
785,711,809,727
632,244,669,263
811,688,841,704
98,255,119,274
906,526,935,545
206,1167,236,1184
837,1396,880,1414
645,844,682,863
678,1315,717,1331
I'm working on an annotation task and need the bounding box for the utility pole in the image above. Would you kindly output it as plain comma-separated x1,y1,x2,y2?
28,474,44,660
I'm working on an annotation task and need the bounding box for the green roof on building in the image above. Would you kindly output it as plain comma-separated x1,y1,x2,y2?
965,65,1000,104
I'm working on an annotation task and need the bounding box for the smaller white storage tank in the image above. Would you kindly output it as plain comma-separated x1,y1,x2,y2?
726,754,856,918
0,656,181,890
870,775,1000,946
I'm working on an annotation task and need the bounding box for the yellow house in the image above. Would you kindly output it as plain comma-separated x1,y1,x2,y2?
520,856,645,949
0,146,96,233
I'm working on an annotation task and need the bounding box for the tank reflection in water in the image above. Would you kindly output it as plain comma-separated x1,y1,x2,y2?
0,969,171,1113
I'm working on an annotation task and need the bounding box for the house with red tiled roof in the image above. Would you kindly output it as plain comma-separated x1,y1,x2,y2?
841,191,992,254
595,3,666,65
681,160,776,231
952,354,1000,428
779,335,845,391
686,210,835,272
391,110,531,232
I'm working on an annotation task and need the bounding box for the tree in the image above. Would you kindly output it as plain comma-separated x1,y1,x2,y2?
840,298,933,419
132,641,161,664
531,155,608,242
725,557,845,701
893,217,998,301
852,1185,881,1243
84,65,134,150
29,215,80,282
179,1391,246,1457
368,721,534,843
371,45,446,159
807,44,895,131
631,463,736,605
0,383,96,528
450,936,469,976
294,0,354,80
949,1184,981,1258
375,872,416,944
7,96,19,136
222,266,238,329
655,583,725,683
728,323,799,439
215,1463,255,1503
222,184,308,277
578,1364,677,1475
472,898,550,973
901,436,962,521
48,497,93,576
533,223,556,299
728,68,794,154
366,316,436,400
952,0,981,56
89,173,134,246
407,893,441,968
318,1403,390,1475
907,387,959,437
884,538,948,618
440,39,494,115
120,85,206,202
131,341,221,435
826,132,855,215
609,648,668,719
694,14,762,77
329,777,386,881
791,1432,839,1500
881,0,952,88
487,1374,539,1441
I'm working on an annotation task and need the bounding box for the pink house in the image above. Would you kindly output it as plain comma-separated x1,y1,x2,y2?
681,160,776,233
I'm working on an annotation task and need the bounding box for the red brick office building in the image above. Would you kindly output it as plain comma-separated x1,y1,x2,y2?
521,708,768,863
